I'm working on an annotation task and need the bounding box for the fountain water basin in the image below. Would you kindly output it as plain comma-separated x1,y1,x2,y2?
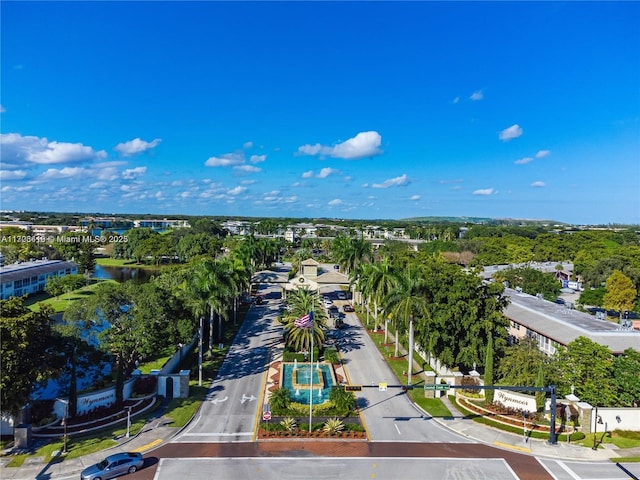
281,362,336,405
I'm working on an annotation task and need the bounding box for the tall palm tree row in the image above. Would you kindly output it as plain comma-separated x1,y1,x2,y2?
352,252,510,380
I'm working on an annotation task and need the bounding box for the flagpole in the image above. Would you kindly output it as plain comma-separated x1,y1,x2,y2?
309,308,314,434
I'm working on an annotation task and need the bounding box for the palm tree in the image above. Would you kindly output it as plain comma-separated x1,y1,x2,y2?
383,264,429,384
365,259,400,342
188,258,236,350
351,262,376,328
282,288,327,352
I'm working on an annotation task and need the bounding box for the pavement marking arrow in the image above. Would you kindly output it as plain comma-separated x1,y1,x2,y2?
210,396,228,405
241,394,257,404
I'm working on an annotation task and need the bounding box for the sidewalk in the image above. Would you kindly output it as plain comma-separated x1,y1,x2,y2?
0,404,179,480
2,333,638,480
383,325,639,463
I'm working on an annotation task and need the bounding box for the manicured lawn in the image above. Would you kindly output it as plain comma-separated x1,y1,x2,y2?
4,418,148,467
137,348,175,374
580,430,640,450
96,258,158,268
25,279,115,313
363,317,450,418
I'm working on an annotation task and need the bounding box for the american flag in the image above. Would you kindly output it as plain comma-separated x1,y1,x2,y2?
294,311,314,329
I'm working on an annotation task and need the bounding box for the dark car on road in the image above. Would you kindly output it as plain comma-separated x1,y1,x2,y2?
80,452,144,480
343,304,355,312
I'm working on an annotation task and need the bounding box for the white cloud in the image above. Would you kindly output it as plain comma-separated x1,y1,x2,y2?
410,195,421,201
0,133,107,165
535,150,550,158
302,170,314,179
122,166,147,179
372,173,409,189
328,199,343,206
499,124,523,141
452,96,460,104
531,181,546,188
0,105,6,113
205,152,244,167
40,167,87,179
514,157,534,165
316,167,338,178
473,188,495,195
243,141,253,149
114,138,161,156
0,170,27,180
297,131,383,160
227,186,247,195
470,90,483,101
249,154,266,163
234,165,262,173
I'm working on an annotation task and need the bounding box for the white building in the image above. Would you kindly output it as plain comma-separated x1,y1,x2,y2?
0,259,79,300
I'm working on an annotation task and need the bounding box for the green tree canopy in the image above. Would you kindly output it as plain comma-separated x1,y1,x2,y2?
555,336,616,406
1,297,58,416
603,270,637,319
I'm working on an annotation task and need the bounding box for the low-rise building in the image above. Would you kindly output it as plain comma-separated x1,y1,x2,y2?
504,287,640,355
0,259,78,300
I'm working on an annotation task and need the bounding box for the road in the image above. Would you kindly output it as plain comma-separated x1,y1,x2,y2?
122,283,637,480
330,300,470,443
174,284,283,443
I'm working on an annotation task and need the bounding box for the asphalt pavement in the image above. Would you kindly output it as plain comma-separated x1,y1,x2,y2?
2,297,639,480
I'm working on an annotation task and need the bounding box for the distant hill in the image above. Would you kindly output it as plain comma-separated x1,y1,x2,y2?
401,216,567,226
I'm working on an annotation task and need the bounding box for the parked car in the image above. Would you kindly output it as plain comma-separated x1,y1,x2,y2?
343,304,355,312
81,452,144,480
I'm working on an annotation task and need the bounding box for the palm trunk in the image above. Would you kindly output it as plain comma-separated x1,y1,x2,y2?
209,306,214,351
394,328,399,357
407,317,414,385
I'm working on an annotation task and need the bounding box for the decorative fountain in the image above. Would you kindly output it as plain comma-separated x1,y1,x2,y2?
281,361,337,404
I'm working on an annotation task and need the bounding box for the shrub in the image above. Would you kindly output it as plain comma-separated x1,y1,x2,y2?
329,386,355,413
324,348,340,364
280,417,297,433
323,418,345,435
269,387,291,412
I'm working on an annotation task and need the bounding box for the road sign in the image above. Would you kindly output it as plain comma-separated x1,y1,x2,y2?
378,383,388,391
424,384,451,391
344,385,362,392
262,411,271,421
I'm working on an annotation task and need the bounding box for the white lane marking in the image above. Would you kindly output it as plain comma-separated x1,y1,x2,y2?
394,423,401,435
556,461,581,480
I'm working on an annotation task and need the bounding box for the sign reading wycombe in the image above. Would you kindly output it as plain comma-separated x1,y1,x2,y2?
494,390,537,412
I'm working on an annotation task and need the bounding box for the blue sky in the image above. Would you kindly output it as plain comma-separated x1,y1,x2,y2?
1,1,638,225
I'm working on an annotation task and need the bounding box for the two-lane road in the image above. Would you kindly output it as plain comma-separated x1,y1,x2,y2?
332,304,471,443
174,286,283,443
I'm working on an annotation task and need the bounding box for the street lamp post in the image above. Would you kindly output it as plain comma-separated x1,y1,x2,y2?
126,406,132,438
58,399,69,454
592,405,601,450
522,410,529,444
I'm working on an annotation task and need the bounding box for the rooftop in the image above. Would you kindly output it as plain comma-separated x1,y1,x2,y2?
504,287,640,354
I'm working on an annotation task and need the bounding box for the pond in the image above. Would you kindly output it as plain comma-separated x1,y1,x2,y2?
93,264,159,284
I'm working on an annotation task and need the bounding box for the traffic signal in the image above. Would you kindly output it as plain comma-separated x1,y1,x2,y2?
344,385,362,392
